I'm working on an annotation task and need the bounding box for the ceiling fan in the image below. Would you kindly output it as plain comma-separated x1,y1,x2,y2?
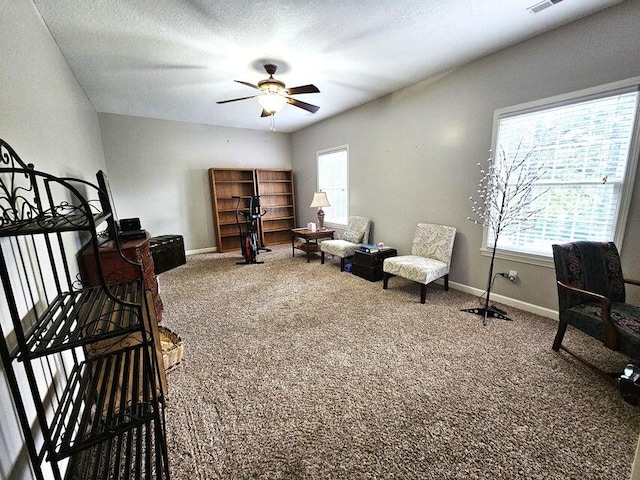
217,64,320,117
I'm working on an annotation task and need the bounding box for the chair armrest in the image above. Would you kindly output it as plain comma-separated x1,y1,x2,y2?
624,278,640,287
557,281,617,349
557,281,609,304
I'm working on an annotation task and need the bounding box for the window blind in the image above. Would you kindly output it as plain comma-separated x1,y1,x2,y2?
317,147,349,226
490,89,639,256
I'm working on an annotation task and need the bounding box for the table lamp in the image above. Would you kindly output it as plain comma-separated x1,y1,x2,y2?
309,192,330,230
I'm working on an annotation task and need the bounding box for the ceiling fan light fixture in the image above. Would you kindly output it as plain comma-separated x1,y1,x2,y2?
258,78,285,94
258,94,286,114
218,64,320,120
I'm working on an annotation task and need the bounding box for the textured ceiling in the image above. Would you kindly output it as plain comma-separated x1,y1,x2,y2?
33,0,625,133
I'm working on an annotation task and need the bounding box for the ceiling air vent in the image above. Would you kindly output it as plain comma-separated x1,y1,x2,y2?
527,0,564,14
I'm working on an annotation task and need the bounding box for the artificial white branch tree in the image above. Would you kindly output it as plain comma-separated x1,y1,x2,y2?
465,142,547,324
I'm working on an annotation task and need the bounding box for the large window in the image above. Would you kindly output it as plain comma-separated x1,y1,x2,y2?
317,146,349,227
486,79,640,263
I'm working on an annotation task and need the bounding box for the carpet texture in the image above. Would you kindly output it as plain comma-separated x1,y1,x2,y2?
158,245,639,479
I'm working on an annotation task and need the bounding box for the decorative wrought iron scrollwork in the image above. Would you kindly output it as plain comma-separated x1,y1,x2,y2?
1,139,106,234
0,139,30,170
0,141,39,227
84,330,150,357
80,309,142,339
72,272,85,290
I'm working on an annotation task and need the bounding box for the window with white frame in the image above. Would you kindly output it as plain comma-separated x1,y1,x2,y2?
317,146,349,227
486,80,640,261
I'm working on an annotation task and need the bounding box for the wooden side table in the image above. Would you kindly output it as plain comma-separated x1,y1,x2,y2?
290,228,335,262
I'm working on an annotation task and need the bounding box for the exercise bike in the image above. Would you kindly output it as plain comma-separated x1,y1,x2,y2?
234,195,268,264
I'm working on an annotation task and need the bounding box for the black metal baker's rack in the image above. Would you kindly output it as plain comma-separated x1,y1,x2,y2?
0,138,169,479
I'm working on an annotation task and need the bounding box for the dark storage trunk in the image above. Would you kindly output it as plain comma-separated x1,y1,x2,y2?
351,263,384,281
150,235,186,274
351,248,397,282
352,248,398,266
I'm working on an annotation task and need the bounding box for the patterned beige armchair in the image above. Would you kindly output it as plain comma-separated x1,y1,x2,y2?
320,216,371,271
382,223,456,303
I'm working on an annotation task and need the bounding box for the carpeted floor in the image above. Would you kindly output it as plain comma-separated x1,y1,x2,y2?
158,245,639,479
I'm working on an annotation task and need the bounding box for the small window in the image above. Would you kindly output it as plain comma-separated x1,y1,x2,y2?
317,146,349,227
486,80,640,263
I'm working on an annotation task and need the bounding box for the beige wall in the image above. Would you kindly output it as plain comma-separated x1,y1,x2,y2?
1,3,105,177
1,1,639,477
98,114,292,251
0,0,107,478
291,0,640,313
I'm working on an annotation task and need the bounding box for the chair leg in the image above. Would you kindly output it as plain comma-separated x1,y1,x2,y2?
420,284,427,304
552,318,623,383
383,272,391,289
444,274,449,291
340,258,345,272
321,251,325,264
552,320,568,352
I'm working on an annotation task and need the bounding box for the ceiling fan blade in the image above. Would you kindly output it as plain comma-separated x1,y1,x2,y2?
286,97,320,114
286,84,320,95
216,95,258,104
234,80,260,90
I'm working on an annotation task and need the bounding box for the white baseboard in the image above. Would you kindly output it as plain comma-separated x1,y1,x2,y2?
185,246,217,255
447,280,559,320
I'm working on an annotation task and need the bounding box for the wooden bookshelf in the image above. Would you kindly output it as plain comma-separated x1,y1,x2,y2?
255,169,296,246
209,168,296,252
209,168,257,252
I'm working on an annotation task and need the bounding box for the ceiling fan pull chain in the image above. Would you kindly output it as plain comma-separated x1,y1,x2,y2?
270,114,276,131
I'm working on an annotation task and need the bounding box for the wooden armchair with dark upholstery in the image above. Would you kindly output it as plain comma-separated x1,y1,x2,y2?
552,241,640,380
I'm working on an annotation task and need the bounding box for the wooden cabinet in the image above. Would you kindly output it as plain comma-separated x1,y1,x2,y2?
256,169,296,246
79,232,164,322
209,168,296,252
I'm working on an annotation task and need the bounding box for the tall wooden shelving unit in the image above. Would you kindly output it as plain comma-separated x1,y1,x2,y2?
255,169,296,246
209,168,296,253
208,168,257,253
0,139,169,480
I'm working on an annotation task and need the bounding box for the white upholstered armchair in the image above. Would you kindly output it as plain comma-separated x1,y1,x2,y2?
382,223,456,303
320,216,371,271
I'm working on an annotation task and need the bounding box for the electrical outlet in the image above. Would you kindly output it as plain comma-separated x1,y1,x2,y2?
508,270,518,281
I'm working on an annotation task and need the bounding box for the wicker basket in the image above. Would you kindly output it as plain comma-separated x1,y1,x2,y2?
159,326,184,373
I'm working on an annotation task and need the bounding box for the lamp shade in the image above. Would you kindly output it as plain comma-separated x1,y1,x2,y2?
258,94,286,114
309,192,330,208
